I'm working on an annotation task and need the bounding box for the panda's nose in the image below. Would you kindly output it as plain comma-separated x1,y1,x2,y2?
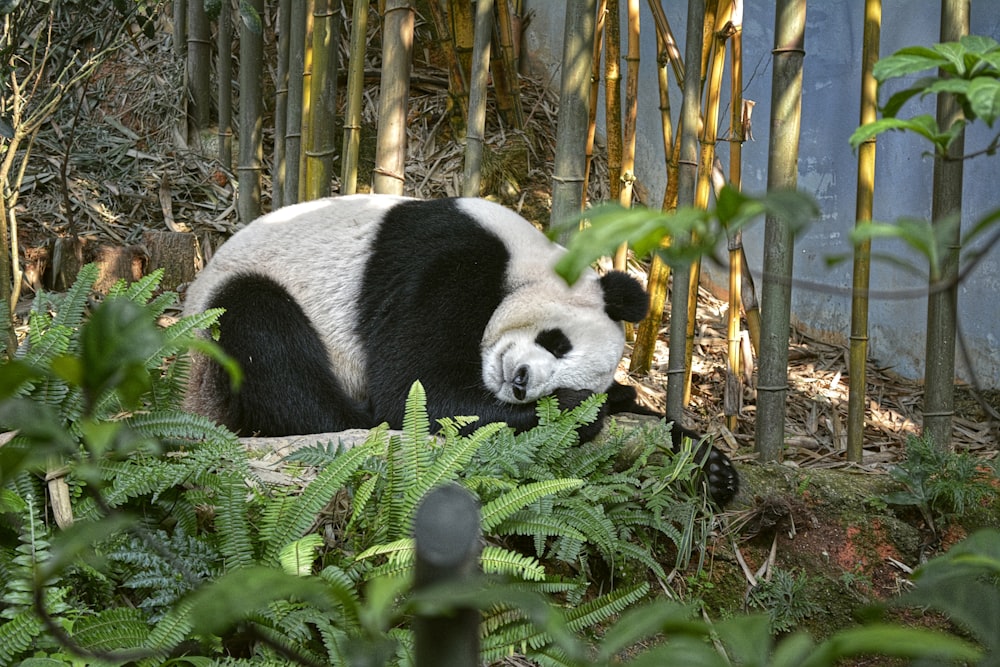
512,365,529,401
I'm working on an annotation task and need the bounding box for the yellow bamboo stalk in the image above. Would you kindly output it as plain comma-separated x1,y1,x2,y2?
493,0,525,129
630,24,676,374
614,0,640,274
683,0,729,405
724,0,746,432
298,5,315,202
847,0,882,461
605,0,623,205
583,0,608,196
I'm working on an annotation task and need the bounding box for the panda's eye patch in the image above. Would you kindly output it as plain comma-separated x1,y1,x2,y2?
535,328,573,358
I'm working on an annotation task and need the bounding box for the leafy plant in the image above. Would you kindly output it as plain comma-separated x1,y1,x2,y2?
747,567,823,634
883,434,998,534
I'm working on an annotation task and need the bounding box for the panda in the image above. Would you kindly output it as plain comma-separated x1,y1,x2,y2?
182,195,738,505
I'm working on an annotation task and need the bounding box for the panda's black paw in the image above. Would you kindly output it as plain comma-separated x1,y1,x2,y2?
672,426,739,507
696,444,739,507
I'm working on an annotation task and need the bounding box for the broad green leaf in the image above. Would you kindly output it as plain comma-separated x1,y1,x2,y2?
873,47,945,81
802,625,981,667
967,75,1000,125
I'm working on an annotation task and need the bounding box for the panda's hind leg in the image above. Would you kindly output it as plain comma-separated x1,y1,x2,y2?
200,273,369,436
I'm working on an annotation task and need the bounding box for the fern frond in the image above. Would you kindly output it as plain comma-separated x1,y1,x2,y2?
564,582,650,633
51,263,99,333
493,509,588,543
345,473,380,535
480,478,584,533
260,444,371,563
404,421,503,520
124,410,238,447
215,473,256,570
139,596,196,664
0,609,42,665
71,606,150,652
106,268,163,303
481,546,547,581
355,538,415,563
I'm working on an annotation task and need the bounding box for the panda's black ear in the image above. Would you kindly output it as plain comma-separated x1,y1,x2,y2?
600,271,649,323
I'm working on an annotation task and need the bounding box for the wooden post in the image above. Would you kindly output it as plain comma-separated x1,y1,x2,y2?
414,484,481,667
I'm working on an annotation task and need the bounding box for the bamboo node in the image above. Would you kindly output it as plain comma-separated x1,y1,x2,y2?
756,384,789,392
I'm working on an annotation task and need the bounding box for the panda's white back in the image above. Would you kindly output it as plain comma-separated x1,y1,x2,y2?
183,194,412,400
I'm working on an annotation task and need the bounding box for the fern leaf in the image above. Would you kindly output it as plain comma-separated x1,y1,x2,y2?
345,473,380,534
0,609,42,665
565,582,650,633
215,473,256,570
279,535,324,576
71,606,150,651
481,479,584,533
139,596,196,663
51,263,98,333
481,545,547,581
355,537,415,562
106,268,163,303
261,444,371,563
124,410,238,446
493,509,588,543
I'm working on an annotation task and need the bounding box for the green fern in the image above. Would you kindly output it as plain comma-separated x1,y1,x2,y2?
480,478,584,532
71,606,150,653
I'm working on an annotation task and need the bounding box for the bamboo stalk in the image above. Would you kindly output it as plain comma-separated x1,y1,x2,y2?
237,0,264,224
551,0,597,238
304,0,340,200
756,0,807,461
426,0,469,136
683,0,729,406
463,0,495,197
284,0,308,203
605,0,623,206
340,0,369,195
298,5,315,202
629,22,675,374
583,0,608,196
666,0,705,425
217,1,233,168
614,0,640,274
493,0,525,129
272,0,292,208
373,0,415,195
724,0,746,432
847,0,882,462
923,0,969,451
186,0,211,133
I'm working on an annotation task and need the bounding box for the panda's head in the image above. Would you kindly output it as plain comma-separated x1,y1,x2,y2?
481,270,648,404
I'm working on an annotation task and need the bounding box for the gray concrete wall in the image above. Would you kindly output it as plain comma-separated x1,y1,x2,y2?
524,1,1000,387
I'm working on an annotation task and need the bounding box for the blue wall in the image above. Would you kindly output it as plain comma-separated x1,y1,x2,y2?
524,1,1000,386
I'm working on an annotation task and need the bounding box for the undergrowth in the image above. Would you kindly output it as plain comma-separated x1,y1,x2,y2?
0,265,989,666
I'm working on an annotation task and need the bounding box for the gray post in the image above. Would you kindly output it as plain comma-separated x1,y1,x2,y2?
414,484,482,667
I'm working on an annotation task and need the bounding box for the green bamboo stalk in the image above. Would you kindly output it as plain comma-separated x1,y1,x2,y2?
186,0,211,134
272,0,292,208
923,0,969,450
373,0,415,195
217,1,233,168
847,0,881,462
462,0,494,197
284,0,308,203
297,6,314,202
755,0,807,462
340,0,369,194
551,0,597,238
304,0,340,200
237,0,264,224
665,0,705,425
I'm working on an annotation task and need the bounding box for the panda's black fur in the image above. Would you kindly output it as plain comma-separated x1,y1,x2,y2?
183,195,738,505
